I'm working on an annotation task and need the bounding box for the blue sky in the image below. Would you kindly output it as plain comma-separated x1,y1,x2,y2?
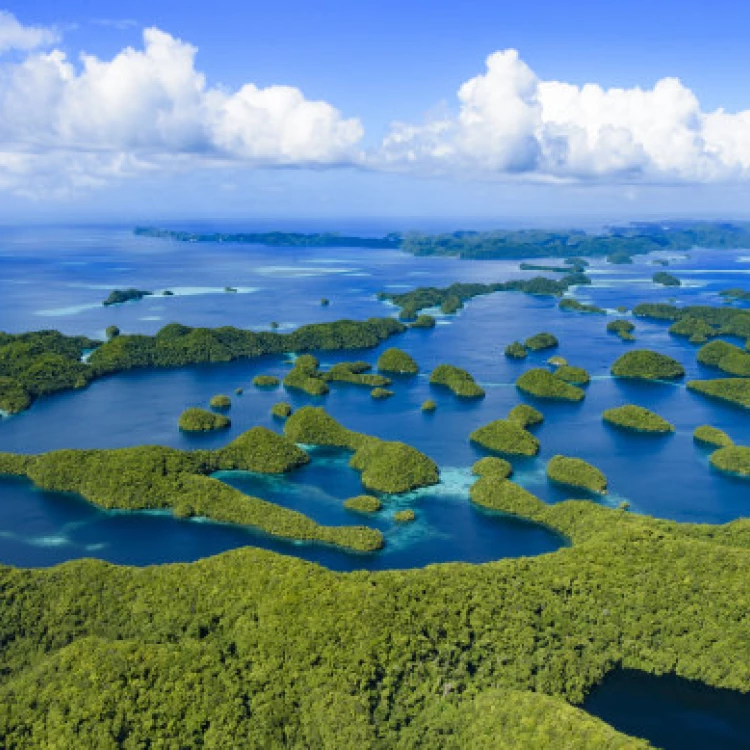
2,0,750,224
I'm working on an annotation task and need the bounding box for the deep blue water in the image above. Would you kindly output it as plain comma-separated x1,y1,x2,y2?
583,670,750,749
0,223,749,572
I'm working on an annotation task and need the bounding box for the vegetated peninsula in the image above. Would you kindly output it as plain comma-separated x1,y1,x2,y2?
1,469,750,745
0,317,405,415
135,227,402,249
687,378,750,409
0,429,383,552
634,302,750,343
546,455,608,493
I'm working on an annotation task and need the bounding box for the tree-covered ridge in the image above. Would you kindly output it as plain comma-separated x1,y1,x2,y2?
0,480,749,746
382,276,586,320
0,318,405,414
634,302,750,346
136,226,403,249
0,429,383,553
399,221,750,260
284,407,439,493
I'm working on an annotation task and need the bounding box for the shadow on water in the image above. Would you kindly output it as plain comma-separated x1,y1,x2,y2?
583,669,750,750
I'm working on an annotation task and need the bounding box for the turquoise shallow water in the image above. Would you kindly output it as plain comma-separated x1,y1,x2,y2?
0,223,748,571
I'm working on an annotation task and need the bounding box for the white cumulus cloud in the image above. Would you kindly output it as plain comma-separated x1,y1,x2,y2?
0,23,363,196
377,48,750,183
0,10,58,54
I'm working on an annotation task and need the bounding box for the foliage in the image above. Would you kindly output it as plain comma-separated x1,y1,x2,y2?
410,314,436,329
547,455,608,493
343,495,382,513
653,271,681,287
210,394,231,409
421,399,437,412
253,375,280,388
136,226,403,249
0,330,100,413
105,325,120,340
394,510,416,523
687,378,750,409
555,365,590,385
559,298,606,314
524,332,559,351
0,432,386,552
376,348,419,374
720,288,750,301
178,407,231,432
611,350,685,380
693,425,733,448
284,355,330,396
507,404,544,428
606,251,633,264
429,364,485,398
102,288,152,306
697,341,750,376
470,419,540,456
271,402,293,419
602,405,674,434
504,341,528,359
669,317,718,344
371,388,394,399
285,407,439,493
516,368,585,401
709,446,750,477
471,456,513,479
0,475,748,745
606,320,635,341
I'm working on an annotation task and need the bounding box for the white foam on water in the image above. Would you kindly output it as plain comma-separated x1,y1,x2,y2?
164,286,261,296
35,302,103,317
30,535,70,547
85,543,107,552
139,316,162,321
254,266,357,277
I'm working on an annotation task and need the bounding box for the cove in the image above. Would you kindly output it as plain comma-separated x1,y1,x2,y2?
0,468,563,571
583,669,750,750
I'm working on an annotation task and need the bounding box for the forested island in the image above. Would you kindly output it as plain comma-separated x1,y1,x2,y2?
137,221,750,262
135,227,402,249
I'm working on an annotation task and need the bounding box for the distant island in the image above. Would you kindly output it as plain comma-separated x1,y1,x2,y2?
136,221,750,262
102,288,152,306
135,227,402,249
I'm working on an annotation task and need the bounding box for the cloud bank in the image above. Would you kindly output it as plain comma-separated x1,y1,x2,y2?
2,11,750,197
379,49,750,183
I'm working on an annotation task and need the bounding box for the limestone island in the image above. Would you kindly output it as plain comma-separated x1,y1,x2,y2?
470,418,540,457
607,320,635,341
709,446,750,477
253,375,280,388
472,456,513,479
179,407,231,432
271,402,293,419
507,404,544,428
421,399,437,412
555,365,590,385
687,378,750,409
102,288,152,306
693,425,733,449
429,364,485,398
504,342,528,359
611,350,685,380
394,510,416,523
210,394,232,409
344,495,382,513
377,347,419,374
516,368,585,401
697,341,750,377
547,455,607,493
603,405,675,434
524,332,559,351
653,271,681,287
284,407,439,493
371,387,394,399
